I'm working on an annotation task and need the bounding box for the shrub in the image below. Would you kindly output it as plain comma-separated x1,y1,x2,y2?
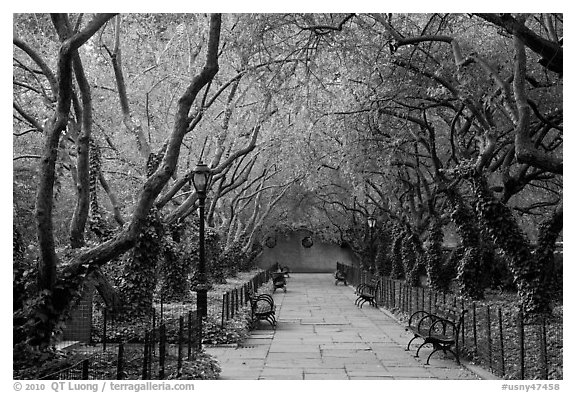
203,309,251,345
169,351,221,380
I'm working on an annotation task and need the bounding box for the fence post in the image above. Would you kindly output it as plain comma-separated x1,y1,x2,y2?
231,289,236,319
487,305,493,372
116,342,124,380
518,305,525,380
236,288,240,312
221,295,226,328
197,311,203,352
178,316,184,377
409,286,413,316
461,298,466,346
540,316,548,379
402,283,406,313
472,302,478,355
386,278,390,308
421,288,425,313
384,278,389,308
81,359,89,379
142,333,149,380
498,307,505,377
188,310,193,360
160,295,164,324
151,309,156,357
159,324,166,379
226,292,230,320
103,308,107,352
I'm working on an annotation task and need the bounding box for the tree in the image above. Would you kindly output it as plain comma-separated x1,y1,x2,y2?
14,13,223,347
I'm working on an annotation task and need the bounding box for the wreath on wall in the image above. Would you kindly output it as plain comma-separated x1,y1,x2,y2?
301,236,313,248
265,236,277,248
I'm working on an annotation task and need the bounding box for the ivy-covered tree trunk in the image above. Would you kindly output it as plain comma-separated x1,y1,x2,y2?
13,225,27,311
118,153,165,318
533,206,563,300
469,173,554,314
219,240,242,277
374,240,391,276
390,226,405,279
447,188,485,299
23,14,222,348
246,241,264,271
159,222,192,302
426,216,448,291
118,208,164,318
403,229,426,287
206,228,226,284
88,138,112,240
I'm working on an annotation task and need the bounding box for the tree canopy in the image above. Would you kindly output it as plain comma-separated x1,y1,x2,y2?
13,13,562,346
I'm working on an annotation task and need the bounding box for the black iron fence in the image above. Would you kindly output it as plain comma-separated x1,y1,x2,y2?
43,315,199,380
337,263,563,380
219,269,272,327
42,268,275,380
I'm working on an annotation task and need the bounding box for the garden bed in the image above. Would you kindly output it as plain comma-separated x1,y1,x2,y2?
15,269,272,380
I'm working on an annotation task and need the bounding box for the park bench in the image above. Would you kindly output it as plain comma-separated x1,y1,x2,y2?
354,277,379,308
280,265,291,278
271,272,287,293
247,291,277,329
334,269,348,285
405,304,468,365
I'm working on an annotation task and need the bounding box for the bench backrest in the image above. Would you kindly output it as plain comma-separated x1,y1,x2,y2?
434,304,468,329
247,290,275,309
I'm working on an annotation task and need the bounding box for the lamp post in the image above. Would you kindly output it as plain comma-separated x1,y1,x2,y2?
367,216,376,230
367,216,376,273
192,161,211,350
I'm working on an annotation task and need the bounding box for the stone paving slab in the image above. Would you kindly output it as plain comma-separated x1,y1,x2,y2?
206,273,488,380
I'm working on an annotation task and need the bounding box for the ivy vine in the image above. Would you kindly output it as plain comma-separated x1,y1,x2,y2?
469,173,551,314
425,216,448,291
389,225,405,279
118,208,164,318
447,188,485,299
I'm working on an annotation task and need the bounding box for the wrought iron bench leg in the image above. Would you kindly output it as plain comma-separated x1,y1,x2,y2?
416,341,429,358
406,336,419,351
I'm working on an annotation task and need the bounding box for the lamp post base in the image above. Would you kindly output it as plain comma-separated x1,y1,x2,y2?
197,289,208,317
196,289,208,351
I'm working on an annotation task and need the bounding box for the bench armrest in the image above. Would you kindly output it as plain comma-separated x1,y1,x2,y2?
407,310,430,327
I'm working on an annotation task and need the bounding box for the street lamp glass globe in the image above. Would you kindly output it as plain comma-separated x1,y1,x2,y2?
192,162,211,194
367,216,376,228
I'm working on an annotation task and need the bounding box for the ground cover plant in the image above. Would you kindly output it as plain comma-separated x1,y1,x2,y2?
14,12,562,380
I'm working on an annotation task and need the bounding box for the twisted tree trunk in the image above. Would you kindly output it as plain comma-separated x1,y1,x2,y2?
29,13,222,347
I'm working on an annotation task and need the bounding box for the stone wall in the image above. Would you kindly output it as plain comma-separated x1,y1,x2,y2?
257,231,359,273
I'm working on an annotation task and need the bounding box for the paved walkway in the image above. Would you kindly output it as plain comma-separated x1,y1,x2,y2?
206,273,481,380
